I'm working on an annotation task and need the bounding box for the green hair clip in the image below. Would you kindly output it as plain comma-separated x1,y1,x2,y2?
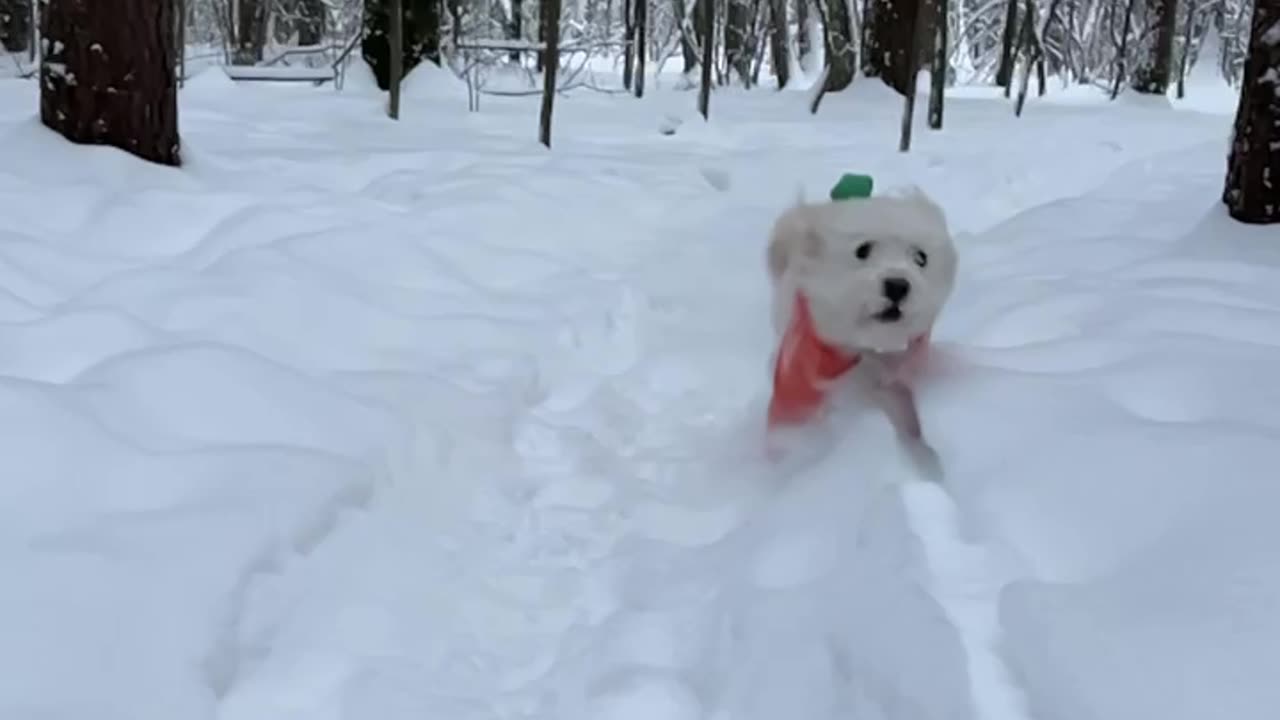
829,173,874,201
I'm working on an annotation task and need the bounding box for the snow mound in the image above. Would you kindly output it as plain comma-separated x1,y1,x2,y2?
0,55,1266,720
401,60,469,105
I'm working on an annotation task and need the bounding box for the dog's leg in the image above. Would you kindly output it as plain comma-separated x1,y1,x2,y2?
874,380,944,482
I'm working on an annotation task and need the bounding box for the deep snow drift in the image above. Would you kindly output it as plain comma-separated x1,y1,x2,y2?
2,63,1276,720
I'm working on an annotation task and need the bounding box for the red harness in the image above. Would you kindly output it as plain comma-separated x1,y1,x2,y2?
767,292,928,428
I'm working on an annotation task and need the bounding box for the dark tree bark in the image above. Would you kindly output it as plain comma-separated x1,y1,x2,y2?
362,0,440,91
797,0,812,64
389,0,402,119
865,0,928,95
297,0,327,45
1131,0,1178,92
1012,0,1041,115
725,0,753,85
509,0,524,62
634,0,647,95
898,0,925,151
622,0,635,88
1222,0,1279,224
0,0,30,53
698,0,713,117
995,0,1018,86
233,0,268,64
1108,0,1138,98
536,0,548,71
768,0,790,87
821,0,857,91
674,0,699,72
1175,0,1197,98
927,0,947,128
446,0,464,47
861,0,880,77
40,0,181,166
538,0,562,147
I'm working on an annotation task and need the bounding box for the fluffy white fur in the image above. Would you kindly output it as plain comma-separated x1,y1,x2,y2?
766,186,957,355
765,186,958,477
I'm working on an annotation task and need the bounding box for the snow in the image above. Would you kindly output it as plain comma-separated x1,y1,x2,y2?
0,65,1272,720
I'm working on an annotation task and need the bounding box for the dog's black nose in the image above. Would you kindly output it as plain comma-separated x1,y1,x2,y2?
883,277,911,302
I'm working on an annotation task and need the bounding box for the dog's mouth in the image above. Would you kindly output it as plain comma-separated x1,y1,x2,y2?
875,304,904,323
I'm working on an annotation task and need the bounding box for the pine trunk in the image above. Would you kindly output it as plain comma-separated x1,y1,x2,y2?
797,0,811,64
622,0,635,88
388,0,402,119
0,0,30,52
362,0,440,91
298,0,326,45
634,0,647,95
1222,0,1279,224
674,0,699,72
768,0,790,87
539,0,563,146
822,0,856,91
1130,0,1178,92
40,0,181,167
510,0,523,63
697,0,713,118
726,0,752,84
233,0,267,64
928,0,947,128
866,0,927,95
995,0,1018,86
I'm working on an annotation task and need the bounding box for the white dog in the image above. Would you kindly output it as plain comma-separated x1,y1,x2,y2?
765,186,957,477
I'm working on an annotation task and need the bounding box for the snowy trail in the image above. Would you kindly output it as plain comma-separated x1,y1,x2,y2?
6,67,1271,720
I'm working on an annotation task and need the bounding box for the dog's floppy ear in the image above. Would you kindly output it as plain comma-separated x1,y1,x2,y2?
767,205,822,279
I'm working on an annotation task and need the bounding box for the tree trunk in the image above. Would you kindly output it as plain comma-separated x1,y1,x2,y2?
539,0,563,146
768,0,790,87
362,0,440,91
0,0,30,53
536,0,548,72
177,0,186,85
1013,0,1039,115
1108,0,1138,98
899,0,924,151
797,0,811,64
634,0,647,95
1175,0,1196,98
865,0,927,95
1130,0,1178,92
995,0,1018,86
510,0,524,63
674,0,699,72
822,0,857,91
725,0,752,84
1221,0,1279,224
40,0,181,166
389,0,402,119
622,0,635,88
861,0,880,76
233,0,268,64
698,0,713,117
927,0,947,128
297,0,326,45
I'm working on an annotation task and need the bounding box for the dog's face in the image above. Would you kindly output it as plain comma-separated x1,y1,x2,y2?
774,189,957,353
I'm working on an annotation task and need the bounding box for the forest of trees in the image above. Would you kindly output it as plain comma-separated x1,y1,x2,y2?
0,0,1275,221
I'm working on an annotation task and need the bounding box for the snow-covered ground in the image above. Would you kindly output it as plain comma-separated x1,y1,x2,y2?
2,61,1275,720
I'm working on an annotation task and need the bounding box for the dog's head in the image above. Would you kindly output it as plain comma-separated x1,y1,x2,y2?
778,188,957,353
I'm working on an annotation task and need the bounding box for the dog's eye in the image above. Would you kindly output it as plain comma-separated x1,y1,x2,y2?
913,249,928,267
855,242,873,260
